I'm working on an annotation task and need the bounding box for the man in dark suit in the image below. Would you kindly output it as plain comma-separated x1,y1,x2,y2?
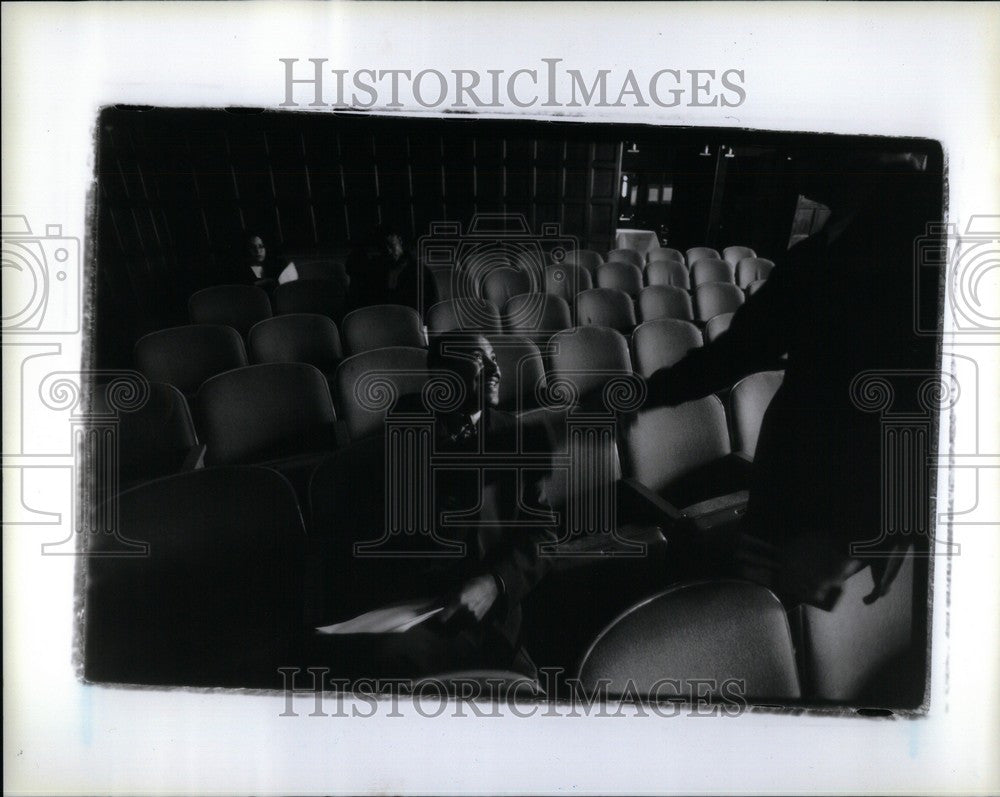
645,151,938,609
313,332,556,678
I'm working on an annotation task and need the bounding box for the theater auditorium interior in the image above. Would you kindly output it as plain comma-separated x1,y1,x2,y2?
84,106,944,708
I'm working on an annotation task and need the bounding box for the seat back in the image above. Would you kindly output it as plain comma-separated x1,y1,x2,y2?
188,284,273,338
545,263,593,305
426,298,502,335
638,285,693,322
632,319,702,377
692,257,735,287
686,246,720,268
704,311,735,343
605,248,644,268
273,278,349,322
729,370,783,458
596,262,644,298
694,282,745,323
248,313,343,374
575,288,637,334
84,466,305,688
736,257,775,289
723,245,756,267
489,335,547,411
647,247,685,265
481,266,532,311
644,260,690,290
341,304,425,356
135,324,248,396
196,363,337,465
333,346,428,440
92,381,200,489
746,278,767,297
502,293,572,350
547,326,632,405
563,249,604,275
577,580,800,700
619,397,730,502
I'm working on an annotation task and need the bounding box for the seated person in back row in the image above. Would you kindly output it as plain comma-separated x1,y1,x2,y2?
347,225,437,311
314,333,556,679
229,231,295,288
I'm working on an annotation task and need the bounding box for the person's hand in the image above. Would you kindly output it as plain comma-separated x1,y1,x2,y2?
440,575,499,626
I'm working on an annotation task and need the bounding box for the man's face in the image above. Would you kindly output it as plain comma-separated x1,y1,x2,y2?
445,335,501,411
248,236,266,264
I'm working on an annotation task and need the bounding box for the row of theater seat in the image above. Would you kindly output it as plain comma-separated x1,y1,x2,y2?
564,244,760,270
134,314,773,441
433,255,772,310
85,451,802,697
89,391,914,703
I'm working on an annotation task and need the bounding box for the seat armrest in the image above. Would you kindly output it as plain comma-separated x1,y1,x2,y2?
181,443,207,472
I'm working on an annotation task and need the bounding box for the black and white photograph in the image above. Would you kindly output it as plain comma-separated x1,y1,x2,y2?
3,3,998,795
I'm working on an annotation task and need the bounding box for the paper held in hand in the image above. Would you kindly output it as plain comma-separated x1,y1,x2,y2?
315,599,443,635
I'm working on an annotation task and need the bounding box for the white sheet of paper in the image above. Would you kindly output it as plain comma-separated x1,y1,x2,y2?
315,600,443,635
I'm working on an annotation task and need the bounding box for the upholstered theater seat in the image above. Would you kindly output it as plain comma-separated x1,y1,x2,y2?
135,324,248,397
188,284,272,338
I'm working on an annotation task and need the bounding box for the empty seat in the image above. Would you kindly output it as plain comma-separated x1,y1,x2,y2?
545,263,593,305
638,285,694,323
746,278,767,297
619,396,747,511
577,580,800,700
647,247,685,265
736,257,775,289
248,313,343,376
547,326,632,406
729,370,783,458
562,249,604,276
92,381,204,490
84,466,305,688
605,248,644,268
481,266,532,311
134,324,248,397
426,298,502,336
632,319,702,378
188,284,272,339
575,288,637,334
644,260,690,290
596,262,644,299
686,246,720,268
341,304,425,356
196,363,338,470
273,278,349,322
502,294,572,351
488,335,547,411
333,346,428,440
691,257,735,287
704,312,735,343
694,283,745,323
723,245,756,267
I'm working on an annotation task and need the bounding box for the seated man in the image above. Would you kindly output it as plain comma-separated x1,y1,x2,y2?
312,333,556,679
